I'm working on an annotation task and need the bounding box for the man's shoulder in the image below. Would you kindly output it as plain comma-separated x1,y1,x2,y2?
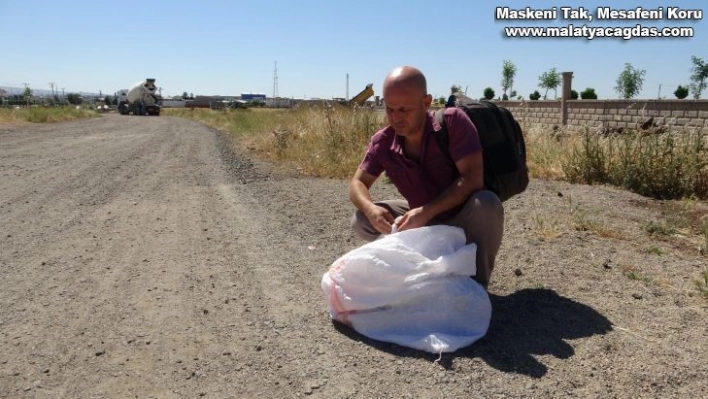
444,106,473,122
369,125,396,146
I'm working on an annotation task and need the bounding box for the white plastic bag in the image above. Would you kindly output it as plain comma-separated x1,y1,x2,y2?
322,225,491,354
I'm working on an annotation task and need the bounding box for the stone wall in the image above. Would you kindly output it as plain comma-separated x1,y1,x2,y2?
496,99,708,134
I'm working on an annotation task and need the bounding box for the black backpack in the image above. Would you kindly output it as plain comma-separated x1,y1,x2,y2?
434,101,529,202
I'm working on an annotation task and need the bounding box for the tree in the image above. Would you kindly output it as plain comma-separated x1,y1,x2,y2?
104,95,113,106
529,90,541,100
538,68,561,99
182,91,189,99
570,90,579,100
580,87,598,99
450,84,462,94
674,85,689,99
66,93,82,105
23,86,32,105
500,60,517,99
437,96,445,105
483,87,495,100
689,56,708,99
614,63,646,99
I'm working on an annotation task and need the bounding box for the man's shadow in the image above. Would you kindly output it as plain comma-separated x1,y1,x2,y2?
332,288,612,378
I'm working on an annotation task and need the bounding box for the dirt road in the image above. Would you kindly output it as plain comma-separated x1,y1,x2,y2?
1,114,706,398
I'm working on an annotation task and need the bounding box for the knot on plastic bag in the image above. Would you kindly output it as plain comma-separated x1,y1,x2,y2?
390,216,403,234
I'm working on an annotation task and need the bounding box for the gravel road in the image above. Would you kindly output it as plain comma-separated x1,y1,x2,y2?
1,114,706,398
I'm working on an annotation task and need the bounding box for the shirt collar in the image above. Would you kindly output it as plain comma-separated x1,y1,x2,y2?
388,110,441,153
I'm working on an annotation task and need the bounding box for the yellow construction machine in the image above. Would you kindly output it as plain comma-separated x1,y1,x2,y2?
348,83,374,106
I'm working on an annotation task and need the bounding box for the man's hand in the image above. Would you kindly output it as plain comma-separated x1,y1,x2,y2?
351,169,398,234
394,207,431,232
365,205,396,235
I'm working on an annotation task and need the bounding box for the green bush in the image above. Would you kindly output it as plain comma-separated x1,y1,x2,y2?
562,128,708,200
580,88,598,99
674,85,689,99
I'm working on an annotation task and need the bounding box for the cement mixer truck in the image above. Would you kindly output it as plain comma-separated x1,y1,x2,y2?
117,79,161,116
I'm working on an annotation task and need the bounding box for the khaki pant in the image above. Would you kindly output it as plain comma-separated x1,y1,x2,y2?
351,190,505,288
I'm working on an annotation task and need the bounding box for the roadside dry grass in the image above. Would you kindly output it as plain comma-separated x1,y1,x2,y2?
165,107,707,200
165,106,384,178
0,107,99,123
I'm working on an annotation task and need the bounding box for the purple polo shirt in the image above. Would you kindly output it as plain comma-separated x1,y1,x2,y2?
359,107,482,220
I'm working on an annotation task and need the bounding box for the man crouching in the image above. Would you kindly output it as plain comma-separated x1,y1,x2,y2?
348,65,504,289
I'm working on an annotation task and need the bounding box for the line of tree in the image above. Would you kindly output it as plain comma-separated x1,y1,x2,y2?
468,56,707,101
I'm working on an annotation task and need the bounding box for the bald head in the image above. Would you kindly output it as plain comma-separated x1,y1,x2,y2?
383,66,428,98
381,66,432,139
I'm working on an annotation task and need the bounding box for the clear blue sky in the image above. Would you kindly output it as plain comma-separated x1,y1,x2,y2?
1,1,706,100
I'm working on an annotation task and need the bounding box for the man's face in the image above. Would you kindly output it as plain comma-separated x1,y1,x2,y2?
384,86,431,138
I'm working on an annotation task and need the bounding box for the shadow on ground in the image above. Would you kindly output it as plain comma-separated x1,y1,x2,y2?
332,288,612,378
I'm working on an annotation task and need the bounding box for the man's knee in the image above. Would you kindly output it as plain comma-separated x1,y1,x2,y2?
456,190,504,232
468,190,504,215
351,209,378,242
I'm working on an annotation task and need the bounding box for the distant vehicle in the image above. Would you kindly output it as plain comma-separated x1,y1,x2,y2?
230,100,248,109
117,79,161,116
349,83,374,106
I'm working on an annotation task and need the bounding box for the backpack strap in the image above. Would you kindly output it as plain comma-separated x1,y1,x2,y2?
433,108,459,176
434,109,448,148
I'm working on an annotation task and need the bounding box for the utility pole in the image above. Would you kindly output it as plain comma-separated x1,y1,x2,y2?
272,61,278,108
346,73,349,101
658,84,662,99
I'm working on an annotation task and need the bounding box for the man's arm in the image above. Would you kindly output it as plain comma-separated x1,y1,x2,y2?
349,169,396,235
396,150,484,230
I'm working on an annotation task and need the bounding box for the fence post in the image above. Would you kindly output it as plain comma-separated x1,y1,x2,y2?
561,71,573,126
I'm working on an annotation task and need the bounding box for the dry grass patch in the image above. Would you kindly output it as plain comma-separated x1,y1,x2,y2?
0,107,99,123
165,106,386,178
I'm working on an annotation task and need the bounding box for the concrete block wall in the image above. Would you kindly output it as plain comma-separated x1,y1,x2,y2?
498,101,561,129
497,99,708,134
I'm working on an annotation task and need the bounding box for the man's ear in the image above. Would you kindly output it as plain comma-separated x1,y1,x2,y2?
423,94,433,107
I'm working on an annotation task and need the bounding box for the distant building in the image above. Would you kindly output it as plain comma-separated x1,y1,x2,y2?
159,99,186,108
241,93,267,101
